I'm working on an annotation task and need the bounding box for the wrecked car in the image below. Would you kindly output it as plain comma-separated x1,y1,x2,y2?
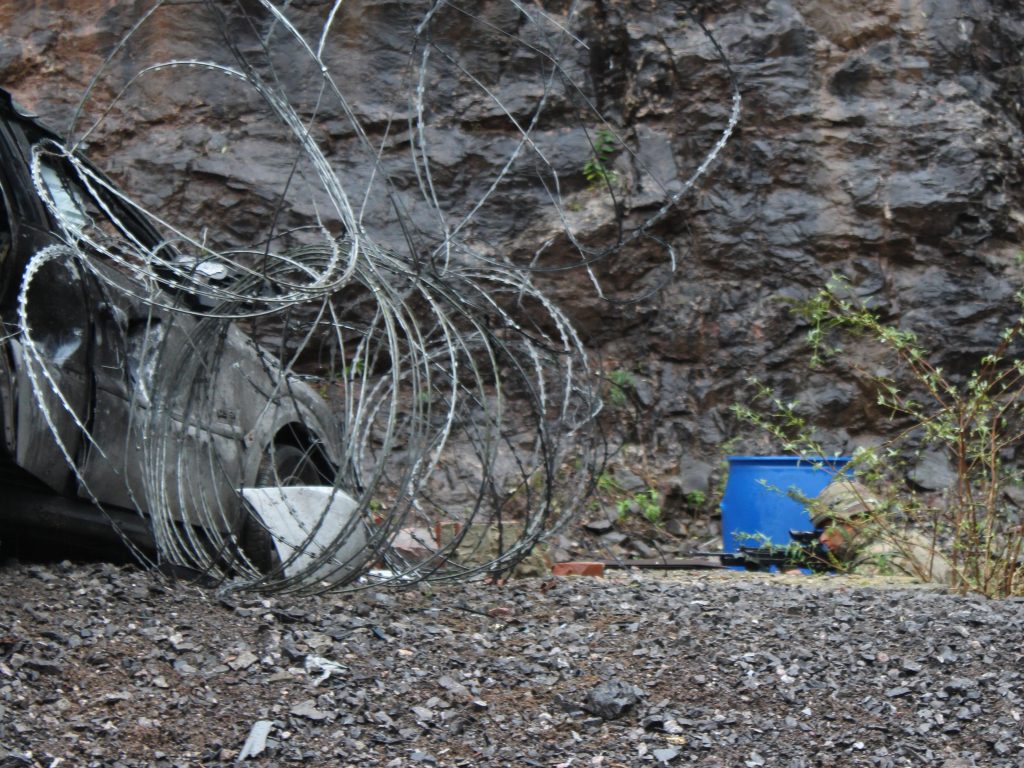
0,88,367,583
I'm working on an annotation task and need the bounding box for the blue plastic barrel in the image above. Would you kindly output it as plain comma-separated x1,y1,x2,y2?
720,456,851,552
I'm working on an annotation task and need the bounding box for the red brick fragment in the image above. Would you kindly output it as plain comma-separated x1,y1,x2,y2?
552,561,605,577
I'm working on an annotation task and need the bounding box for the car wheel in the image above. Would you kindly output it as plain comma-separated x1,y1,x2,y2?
240,443,323,573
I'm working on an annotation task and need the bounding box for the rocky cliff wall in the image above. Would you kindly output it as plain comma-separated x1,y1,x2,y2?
2,0,1023,511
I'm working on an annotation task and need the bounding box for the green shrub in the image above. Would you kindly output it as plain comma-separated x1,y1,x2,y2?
734,276,1024,597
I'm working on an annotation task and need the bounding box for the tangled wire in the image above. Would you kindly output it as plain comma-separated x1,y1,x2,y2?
17,0,739,593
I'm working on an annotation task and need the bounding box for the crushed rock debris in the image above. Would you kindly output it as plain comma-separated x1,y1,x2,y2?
1,561,1023,767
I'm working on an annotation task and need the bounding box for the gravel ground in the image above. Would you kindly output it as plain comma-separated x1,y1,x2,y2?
1,561,1023,768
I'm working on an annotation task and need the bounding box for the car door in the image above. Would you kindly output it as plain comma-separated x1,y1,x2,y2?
30,151,248,526
0,117,89,494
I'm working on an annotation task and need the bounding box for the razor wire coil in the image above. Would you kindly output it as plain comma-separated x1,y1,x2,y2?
13,0,739,593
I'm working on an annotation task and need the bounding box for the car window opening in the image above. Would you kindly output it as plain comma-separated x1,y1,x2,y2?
38,158,91,233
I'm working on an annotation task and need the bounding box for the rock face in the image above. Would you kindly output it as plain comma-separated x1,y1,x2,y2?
2,0,1023,508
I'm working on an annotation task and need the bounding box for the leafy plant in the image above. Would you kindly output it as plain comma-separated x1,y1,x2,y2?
605,368,635,409
735,275,1024,597
616,487,662,526
596,471,623,494
583,128,619,188
731,530,774,547
683,489,707,508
